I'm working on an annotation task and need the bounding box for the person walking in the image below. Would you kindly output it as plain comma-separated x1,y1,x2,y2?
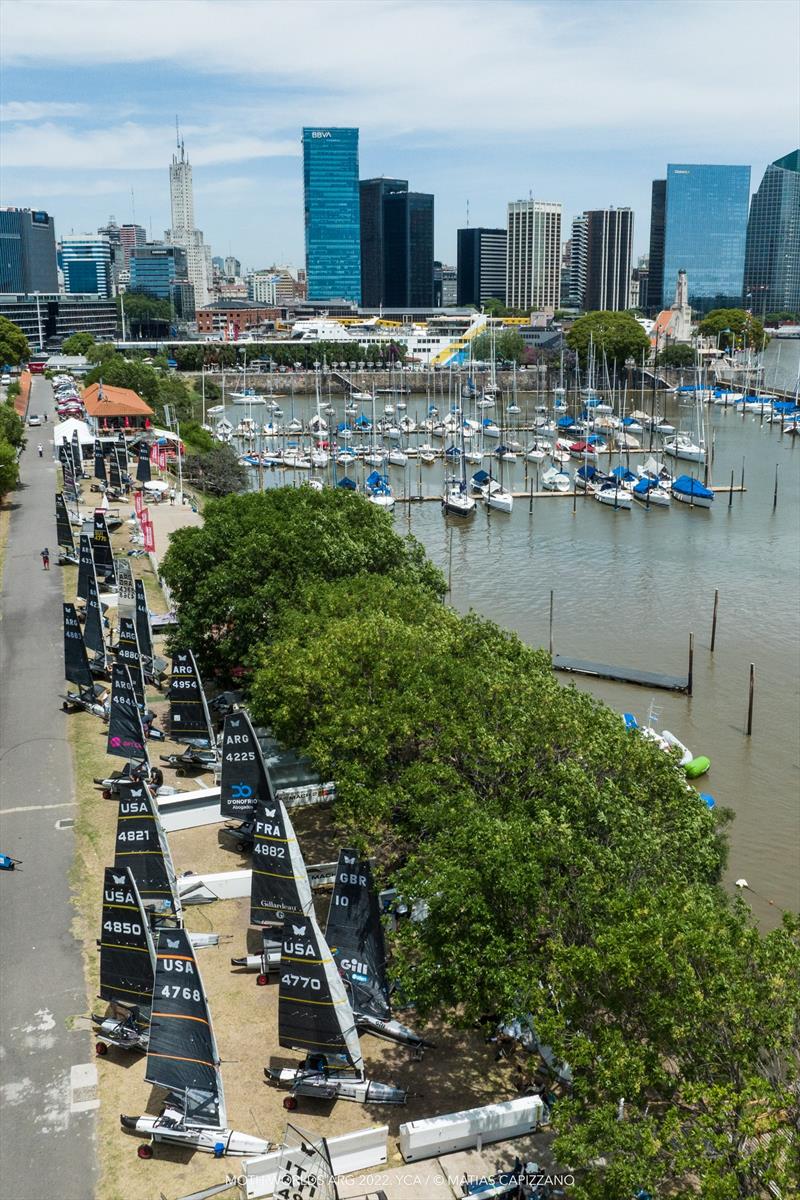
40,547,50,571
37,443,43,458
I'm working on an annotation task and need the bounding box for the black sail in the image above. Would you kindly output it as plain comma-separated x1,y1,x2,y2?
108,449,122,490
326,849,391,1021
250,799,313,927
76,533,93,601
55,492,75,551
116,431,128,472
136,441,151,483
94,439,107,483
114,447,127,490
84,570,106,660
107,663,148,766
92,511,115,580
71,430,83,477
99,865,155,1014
220,710,272,818
114,779,179,914
168,650,213,745
115,556,135,619
146,928,225,1128
61,448,78,501
116,616,145,708
64,602,93,690
278,914,363,1070
134,579,154,662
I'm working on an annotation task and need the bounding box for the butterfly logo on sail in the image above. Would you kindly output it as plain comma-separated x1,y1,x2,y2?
166,937,181,950
292,924,307,936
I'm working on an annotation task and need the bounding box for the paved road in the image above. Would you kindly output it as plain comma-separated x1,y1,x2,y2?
0,377,97,1198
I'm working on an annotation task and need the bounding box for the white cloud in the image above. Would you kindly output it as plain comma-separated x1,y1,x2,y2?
0,100,88,121
0,121,298,170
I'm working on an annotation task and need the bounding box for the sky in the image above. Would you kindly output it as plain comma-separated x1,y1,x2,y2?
1,0,798,273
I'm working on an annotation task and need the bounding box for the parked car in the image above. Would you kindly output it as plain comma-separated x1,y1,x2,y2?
28,414,43,427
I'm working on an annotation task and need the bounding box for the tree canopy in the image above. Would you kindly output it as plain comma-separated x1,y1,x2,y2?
566,311,651,368
83,352,196,425
470,329,527,364
181,442,247,497
0,316,29,368
659,343,697,367
698,309,769,351
0,398,25,497
61,332,95,356
159,488,445,680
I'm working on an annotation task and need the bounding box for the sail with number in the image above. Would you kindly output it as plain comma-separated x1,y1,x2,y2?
64,602,93,690
92,511,115,581
71,430,83,478
107,663,149,767
134,579,154,664
94,439,107,483
220,710,271,818
136,441,152,483
146,928,225,1129
77,533,93,601
117,616,146,708
61,445,78,501
278,913,363,1071
98,865,155,1014
84,570,106,662
325,849,391,1022
108,448,122,490
115,779,181,917
55,493,75,551
168,650,214,746
117,431,129,472
250,797,314,927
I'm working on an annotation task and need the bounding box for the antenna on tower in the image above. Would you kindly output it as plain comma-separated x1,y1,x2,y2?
176,114,180,149
130,187,136,225
466,199,470,228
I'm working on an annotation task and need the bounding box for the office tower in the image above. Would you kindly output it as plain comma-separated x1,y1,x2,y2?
660,163,751,313
359,178,408,306
647,180,667,312
583,208,634,311
119,224,146,267
506,200,562,311
743,149,800,316
0,207,58,293
568,215,588,308
382,190,434,307
433,262,457,307
303,127,361,303
61,235,113,297
224,256,241,278
457,228,507,307
129,244,188,299
168,138,210,307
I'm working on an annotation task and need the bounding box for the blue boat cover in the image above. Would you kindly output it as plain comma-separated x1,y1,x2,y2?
673,475,713,498
444,445,461,459
354,414,372,429
482,418,498,428
633,477,657,494
611,466,637,482
336,476,357,490
471,469,490,486
557,416,576,428
623,712,638,730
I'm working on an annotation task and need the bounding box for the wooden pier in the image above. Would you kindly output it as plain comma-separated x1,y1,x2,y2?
552,655,690,693
391,484,746,503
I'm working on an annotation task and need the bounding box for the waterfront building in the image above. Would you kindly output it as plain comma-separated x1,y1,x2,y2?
647,180,667,312
568,215,588,308
119,223,146,268
61,235,114,298
168,138,211,307
457,228,507,307
195,298,278,335
303,127,361,303
743,149,800,316
582,208,633,311
506,200,562,312
0,207,58,293
0,292,117,344
433,261,457,307
360,178,407,307
657,163,750,314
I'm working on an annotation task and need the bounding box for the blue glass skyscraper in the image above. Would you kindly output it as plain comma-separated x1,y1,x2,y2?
303,127,361,303
661,164,751,312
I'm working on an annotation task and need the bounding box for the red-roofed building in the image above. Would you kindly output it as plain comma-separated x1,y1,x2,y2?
81,382,154,431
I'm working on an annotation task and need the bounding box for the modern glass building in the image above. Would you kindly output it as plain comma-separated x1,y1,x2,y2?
303,127,361,303
61,235,114,298
743,150,800,316
661,164,751,313
359,178,408,306
457,228,507,307
383,190,434,307
0,208,58,293
129,244,187,299
646,180,666,311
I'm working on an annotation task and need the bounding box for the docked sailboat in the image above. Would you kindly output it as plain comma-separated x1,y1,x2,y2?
92,866,155,1054
122,928,269,1156
325,849,433,1050
541,466,571,492
265,913,407,1107
671,475,715,508
364,470,395,509
662,433,705,463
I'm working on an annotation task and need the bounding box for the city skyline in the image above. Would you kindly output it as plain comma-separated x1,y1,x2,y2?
1,0,797,269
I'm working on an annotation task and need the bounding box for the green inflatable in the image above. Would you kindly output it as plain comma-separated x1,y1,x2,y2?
685,756,710,779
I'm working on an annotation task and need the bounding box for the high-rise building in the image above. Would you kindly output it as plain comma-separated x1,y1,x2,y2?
432,262,457,307
647,180,667,312
743,149,800,316
583,208,634,311
168,139,210,307
224,256,241,279
382,190,434,307
61,235,114,298
632,255,649,311
568,215,588,308
129,244,188,299
457,228,507,307
506,200,562,312
303,127,361,303
0,207,58,293
359,178,407,306
119,224,146,268
659,163,751,314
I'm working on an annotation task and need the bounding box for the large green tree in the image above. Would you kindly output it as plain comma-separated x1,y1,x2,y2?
566,311,651,368
83,353,196,425
181,443,247,497
61,332,95,355
0,401,26,449
660,343,697,367
698,309,768,351
470,329,527,364
0,316,29,367
159,488,445,680
0,440,19,497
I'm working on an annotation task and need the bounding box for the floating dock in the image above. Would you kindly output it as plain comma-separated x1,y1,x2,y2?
552,655,690,693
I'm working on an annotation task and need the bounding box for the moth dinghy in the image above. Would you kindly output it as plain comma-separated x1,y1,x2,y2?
159,649,220,773
60,602,109,717
92,865,155,1054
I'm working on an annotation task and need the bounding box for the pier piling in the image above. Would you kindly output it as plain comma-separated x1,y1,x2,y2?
746,663,755,736
549,589,554,659
773,463,779,510
728,468,734,508
688,632,694,696
710,589,719,652
741,456,746,490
